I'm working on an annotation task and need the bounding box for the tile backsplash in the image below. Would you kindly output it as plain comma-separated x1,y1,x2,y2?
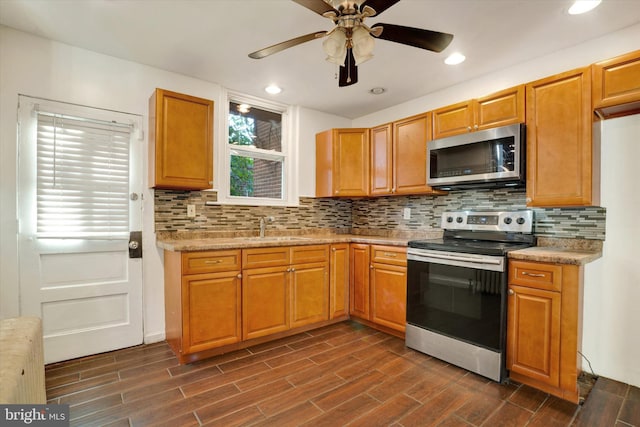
154,189,606,240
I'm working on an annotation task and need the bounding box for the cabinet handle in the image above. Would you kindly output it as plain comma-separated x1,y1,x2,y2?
332,248,336,252
467,126,472,131
291,268,295,272
391,187,396,193
474,124,479,130
370,265,374,269
383,252,397,257
237,273,242,279
508,289,514,295
521,271,545,278
204,259,223,264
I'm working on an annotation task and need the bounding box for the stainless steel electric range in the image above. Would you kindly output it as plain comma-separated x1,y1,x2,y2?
405,210,536,382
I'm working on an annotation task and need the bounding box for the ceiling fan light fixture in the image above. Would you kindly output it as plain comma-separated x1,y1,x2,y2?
352,26,375,65
323,29,348,65
444,52,466,65
568,0,602,15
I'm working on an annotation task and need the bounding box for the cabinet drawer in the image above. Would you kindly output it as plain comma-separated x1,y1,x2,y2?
371,245,407,266
290,245,329,264
182,250,241,275
509,260,562,292
243,247,290,269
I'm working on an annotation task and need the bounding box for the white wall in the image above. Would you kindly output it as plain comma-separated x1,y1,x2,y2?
0,26,348,342
582,115,640,388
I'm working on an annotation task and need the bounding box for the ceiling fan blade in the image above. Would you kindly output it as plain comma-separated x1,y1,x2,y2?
339,48,358,87
361,0,401,16
292,0,338,16
371,23,454,53
249,31,327,59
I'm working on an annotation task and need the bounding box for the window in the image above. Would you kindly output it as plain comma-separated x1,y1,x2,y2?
216,92,297,206
18,96,140,239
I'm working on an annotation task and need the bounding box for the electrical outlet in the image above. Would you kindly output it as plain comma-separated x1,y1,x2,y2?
403,207,411,220
187,204,196,218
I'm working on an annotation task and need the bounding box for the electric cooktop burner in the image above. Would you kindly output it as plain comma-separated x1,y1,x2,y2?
408,210,536,256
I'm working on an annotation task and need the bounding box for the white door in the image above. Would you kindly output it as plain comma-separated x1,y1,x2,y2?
17,96,144,364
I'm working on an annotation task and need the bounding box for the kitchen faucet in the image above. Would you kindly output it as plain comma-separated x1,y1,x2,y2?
259,216,274,238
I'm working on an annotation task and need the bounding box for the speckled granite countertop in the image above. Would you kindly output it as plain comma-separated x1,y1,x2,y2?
156,231,603,265
156,230,444,252
508,237,603,265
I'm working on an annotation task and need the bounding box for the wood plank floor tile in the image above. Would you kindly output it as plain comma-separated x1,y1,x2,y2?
483,401,534,426
454,392,504,425
508,384,550,412
258,373,344,417
195,379,293,424
302,394,380,427
200,405,266,426
348,393,421,427
44,321,638,427
398,383,476,427
527,395,579,427
311,370,387,412
574,388,625,426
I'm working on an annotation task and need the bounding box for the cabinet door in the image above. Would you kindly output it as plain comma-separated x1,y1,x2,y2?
333,129,370,196
349,244,370,319
329,244,350,319
182,271,241,354
370,263,407,332
476,85,525,131
593,49,640,116
370,123,393,196
507,285,561,388
242,266,289,340
432,100,474,139
526,67,596,207
290,262,329,328
149,88,213,190
393,113,439,195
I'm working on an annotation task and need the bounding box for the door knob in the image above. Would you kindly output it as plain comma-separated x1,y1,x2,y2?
128,241,140,250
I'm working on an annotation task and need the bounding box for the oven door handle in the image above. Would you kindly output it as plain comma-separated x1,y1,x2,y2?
415,252,502,265
407,251,505,272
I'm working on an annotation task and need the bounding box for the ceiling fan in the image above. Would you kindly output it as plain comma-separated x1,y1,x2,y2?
248,0,454,87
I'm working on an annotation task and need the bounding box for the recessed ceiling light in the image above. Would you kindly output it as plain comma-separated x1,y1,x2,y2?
369,87,386,95
568,0,602,15
444,52,466,65
265,85,282,95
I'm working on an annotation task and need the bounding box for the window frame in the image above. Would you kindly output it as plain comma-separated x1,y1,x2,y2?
215,89,298,206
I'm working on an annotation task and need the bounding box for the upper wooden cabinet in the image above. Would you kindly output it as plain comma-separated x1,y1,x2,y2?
149,88,214,190
432,85,525,140
592,49,640,119
526,67,599,207
316,128,369,197
370,113,445,196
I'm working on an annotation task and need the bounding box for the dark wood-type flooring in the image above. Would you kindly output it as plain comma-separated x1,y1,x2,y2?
45,321,640,426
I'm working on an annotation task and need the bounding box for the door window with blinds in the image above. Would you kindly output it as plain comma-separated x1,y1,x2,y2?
19,96,140,240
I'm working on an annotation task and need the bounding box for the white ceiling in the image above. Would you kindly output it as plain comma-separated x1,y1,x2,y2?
1,0,639,119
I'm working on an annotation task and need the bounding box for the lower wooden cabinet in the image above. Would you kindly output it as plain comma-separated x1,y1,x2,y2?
329,244,350,319
242,265,289,340
349,244,407,334
507,259,583,403
164,249,242,362
242,245,329,340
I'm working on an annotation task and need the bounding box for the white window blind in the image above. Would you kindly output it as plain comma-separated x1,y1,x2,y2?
36,111,131,239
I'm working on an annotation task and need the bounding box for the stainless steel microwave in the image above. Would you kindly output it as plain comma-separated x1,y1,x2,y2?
427,123,526,190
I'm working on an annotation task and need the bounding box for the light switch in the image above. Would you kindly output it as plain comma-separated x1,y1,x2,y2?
403,207,411,220
187,204,196,218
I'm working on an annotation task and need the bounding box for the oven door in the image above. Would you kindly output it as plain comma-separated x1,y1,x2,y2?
406,249,507,352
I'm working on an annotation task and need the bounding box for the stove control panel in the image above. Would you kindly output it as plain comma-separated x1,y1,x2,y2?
441,210,533,233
